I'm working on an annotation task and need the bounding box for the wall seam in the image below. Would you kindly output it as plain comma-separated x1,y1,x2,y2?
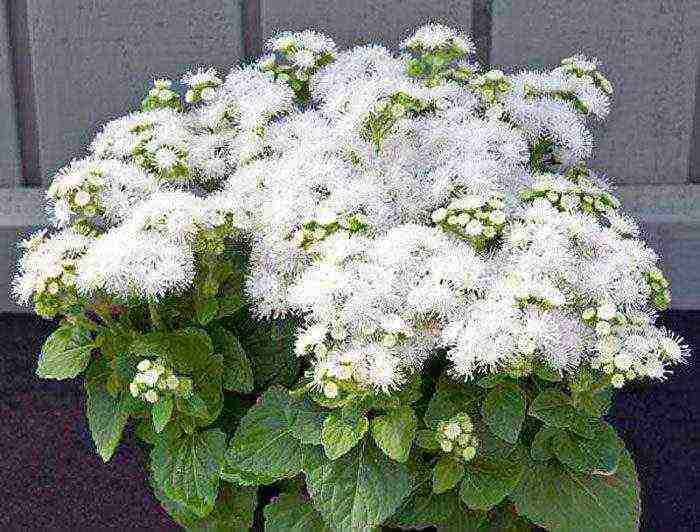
472,0,493,68
7,0,39,187
242,0,262,61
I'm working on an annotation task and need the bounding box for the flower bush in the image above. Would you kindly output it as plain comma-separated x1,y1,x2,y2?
14,24,690,531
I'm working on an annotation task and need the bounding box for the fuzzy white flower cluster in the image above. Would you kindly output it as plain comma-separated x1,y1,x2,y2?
15,25,688,393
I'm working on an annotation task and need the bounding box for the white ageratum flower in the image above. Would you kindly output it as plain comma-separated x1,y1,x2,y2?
154,147,178,169
290,49,316,69
597,301,616,321
182,67,222,89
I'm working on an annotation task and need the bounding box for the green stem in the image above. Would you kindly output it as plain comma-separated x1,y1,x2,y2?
65,313,99,332
149,303,164,331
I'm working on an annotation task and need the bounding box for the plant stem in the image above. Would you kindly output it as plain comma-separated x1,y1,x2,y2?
149,303,164,331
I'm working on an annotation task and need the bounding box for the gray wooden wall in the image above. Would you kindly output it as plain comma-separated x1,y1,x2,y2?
1,0,699,310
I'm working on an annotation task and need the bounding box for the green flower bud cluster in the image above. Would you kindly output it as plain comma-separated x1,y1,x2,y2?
362,91,428,152
33,263,81,318
292,211,369,251
193,213,238,255
469,69,510,104
591,311,686,389
134,143,189,181
645,268,671,311
184,73,222,105
129,358,192,404
359,320,414,349
118,120,190,181
431,193,506,250
582,300,625,338
521,174,620,216
593,346,641,389
560,56,613,95
404,39,473,86
141,79,181,111
523,84,590,115
259,37,334,104
437,413,478,463
48,169,106,227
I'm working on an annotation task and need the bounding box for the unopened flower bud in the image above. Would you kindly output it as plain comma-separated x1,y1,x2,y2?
144,389,159,403
431,208,448,223
439,439,454,453
129,382,140,398
462,446,477,462
443,422,461,440
74,190,91,207
610,374,625,388
323,381,339,399
595,321,611,336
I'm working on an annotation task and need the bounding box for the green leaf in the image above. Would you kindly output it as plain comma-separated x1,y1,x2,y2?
370,372,423,409
136,418,161,445
476,374,509,388
85,368,128,462
433,456,465,494
154,482,255,531
552,424,621,474
416,429,440,450
576,387,614,418
225,387,323,482
371,406,417,463
321,407,369,460
424,391,462,430
388,489,464,529
529,389,575,428
216,294,246,319
152,396,174,434
178,392,210,420
209,327,253,394
487,510,535,532
305,438,411,530
37,325,93,379
568,367,613,417
197,299,219,326
441,510,491,532
189,485,257,531
533,362,562,382
511,449,640,532
236,318,300,388
530,425,559,462
459,445,526,511
481,383,526,444
264,493,331,532
150,428,226,518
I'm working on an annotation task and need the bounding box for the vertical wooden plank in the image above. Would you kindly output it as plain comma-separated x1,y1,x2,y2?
23,0,244,186
260,0,474,50
0,2,21,187
691,53,700,183
491,0,699,185
243,0,263,60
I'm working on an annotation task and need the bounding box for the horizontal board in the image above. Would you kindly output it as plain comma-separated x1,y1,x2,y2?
261,0,475,49
0,6,21,187
23,0,244,186
491,0,700,184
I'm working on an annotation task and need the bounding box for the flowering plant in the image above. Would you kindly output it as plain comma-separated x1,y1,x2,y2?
14,24,690,531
